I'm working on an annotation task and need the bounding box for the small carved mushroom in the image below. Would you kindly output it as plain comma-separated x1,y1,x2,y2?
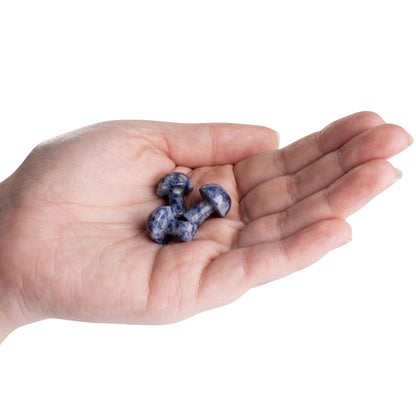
147,206,197,244
156,173,193,216
183,184,231,227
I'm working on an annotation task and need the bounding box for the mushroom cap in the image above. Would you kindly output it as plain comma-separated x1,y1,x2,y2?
156,172,193,197
146,206,176,244
199,184,231,217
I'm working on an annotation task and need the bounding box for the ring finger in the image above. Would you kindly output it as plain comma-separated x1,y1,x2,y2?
237,159,400,248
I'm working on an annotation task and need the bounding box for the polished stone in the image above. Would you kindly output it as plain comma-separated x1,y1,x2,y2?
156,172,193,216
147,206,197,244
183,184,231,227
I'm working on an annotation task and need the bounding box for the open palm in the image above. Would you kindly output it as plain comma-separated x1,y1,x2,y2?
0,112,410,328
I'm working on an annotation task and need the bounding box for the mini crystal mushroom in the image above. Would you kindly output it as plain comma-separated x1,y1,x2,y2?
156,172,193,216
183,184,231,227
147,206,197,244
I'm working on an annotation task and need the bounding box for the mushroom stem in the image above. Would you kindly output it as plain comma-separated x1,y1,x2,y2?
169,189,187,215
183,200,213,227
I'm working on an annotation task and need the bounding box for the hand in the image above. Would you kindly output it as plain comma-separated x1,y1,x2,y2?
0,112,411,339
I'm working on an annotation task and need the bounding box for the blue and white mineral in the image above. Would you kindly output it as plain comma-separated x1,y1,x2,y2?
183,184,231,227
147,206,197,244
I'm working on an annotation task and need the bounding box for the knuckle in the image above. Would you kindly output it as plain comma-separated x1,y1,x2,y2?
286,174,301,204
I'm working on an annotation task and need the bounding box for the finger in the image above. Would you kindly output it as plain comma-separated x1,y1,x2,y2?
235,111,385,196
237,159,400,248
240,123,410,222
197,219,351,308
136,121,279,167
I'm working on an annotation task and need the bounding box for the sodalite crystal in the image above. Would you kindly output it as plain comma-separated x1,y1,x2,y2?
183,184,231,227
147,176,231,244
156,172,193,216
147,206,197,244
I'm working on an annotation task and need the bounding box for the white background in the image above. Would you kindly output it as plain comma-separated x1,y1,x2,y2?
0,1,414,415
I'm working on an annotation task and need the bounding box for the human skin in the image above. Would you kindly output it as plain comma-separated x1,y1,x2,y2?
0,112,412,343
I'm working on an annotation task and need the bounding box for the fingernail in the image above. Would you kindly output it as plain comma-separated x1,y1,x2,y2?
394,168,403,180
274,130,280,144
408,134,414,146
342,237,352,245
337,237,352,249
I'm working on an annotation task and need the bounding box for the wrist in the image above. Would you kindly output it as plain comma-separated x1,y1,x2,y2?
0,178,35,344
0,294,29,344
0,290,24,344
0,267,28,345
0,291,36,345
0,327,13,344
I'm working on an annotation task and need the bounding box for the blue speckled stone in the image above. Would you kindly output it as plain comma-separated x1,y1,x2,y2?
183,184,231,227
156,172,193,216
147,206,197,244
